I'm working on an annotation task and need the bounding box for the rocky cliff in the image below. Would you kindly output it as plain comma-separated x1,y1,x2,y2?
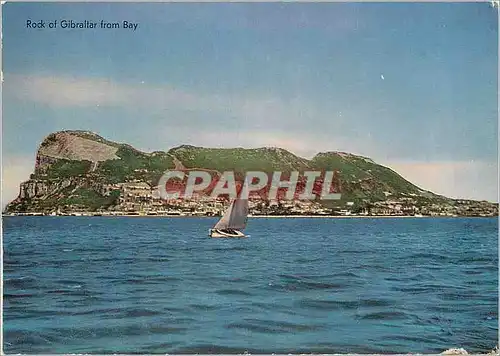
4,130,495,214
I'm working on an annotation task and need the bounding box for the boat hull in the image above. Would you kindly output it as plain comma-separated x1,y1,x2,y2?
209,229,247,238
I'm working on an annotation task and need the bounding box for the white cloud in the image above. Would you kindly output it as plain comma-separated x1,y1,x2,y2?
7,74,198,108
381,159,498,202
6,74,331,131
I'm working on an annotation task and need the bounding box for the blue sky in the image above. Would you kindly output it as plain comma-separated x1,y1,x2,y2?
2,2,498,207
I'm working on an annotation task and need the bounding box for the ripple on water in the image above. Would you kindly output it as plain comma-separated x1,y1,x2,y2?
404,252,452,262
4,330,59,348
356,311,411,321
294,257,323,263
270,274,351,291
297,298,394,311
45,288,101,297
99,308,164,319
4,276,39,288
4,292,40,300
109,276,181,285
226,318,326,334
135,342,183,353
208,245,249,252
169,345,250,354
43,323,190,339
215,289,253,297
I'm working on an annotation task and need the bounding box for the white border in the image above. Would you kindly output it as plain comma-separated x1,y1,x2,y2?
0,1,498,355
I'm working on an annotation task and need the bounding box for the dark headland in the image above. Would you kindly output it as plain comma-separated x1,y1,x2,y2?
4,130,498,217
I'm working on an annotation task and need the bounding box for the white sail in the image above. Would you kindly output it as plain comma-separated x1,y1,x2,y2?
214,198,249,230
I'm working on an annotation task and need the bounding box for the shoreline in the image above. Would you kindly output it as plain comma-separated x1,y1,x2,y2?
2,213,497,218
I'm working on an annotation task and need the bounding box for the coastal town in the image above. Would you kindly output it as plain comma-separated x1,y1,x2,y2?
5,181,498,218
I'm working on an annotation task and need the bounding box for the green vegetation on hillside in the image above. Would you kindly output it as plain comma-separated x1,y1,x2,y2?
97,145,175,184
311,152,419,193
63,187,120,211
44,187,119,212
45,159,93,178
309,152,450,207
168,146,311,175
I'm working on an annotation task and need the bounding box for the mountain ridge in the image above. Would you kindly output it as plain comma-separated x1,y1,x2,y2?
4,130,497,216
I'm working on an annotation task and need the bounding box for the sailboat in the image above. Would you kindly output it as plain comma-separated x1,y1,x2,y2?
209,198,249,238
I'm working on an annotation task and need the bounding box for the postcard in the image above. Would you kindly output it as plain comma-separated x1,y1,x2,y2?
2,2,498,354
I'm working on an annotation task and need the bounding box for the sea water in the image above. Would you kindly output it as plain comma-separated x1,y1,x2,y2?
3,216,498,354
